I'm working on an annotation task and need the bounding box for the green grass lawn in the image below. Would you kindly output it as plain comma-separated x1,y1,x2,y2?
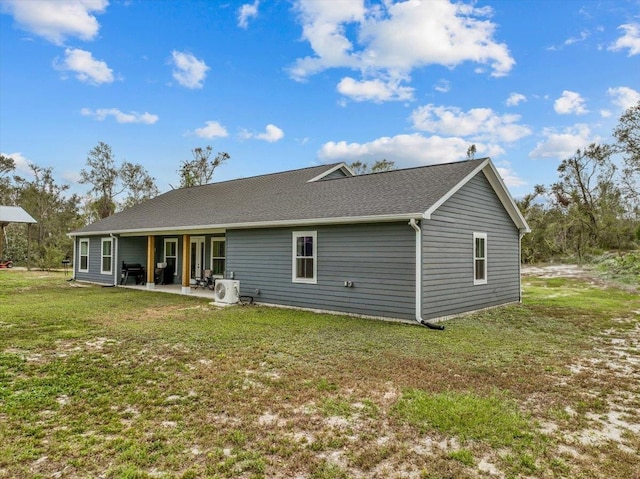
1,271,639,479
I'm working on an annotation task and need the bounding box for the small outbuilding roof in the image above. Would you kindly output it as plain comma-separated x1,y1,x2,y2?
0,206,37,227
70,158,529,236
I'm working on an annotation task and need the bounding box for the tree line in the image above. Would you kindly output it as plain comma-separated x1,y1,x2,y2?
518,101,640,263
0,144,228,268
1,102,638,269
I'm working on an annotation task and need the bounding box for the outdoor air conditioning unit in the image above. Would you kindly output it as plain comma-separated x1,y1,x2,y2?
214,279,240,304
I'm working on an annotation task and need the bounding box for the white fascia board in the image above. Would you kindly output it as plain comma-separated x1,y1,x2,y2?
68,213,424,237
481,160,531,233
423,158,531,233
307,162,354,182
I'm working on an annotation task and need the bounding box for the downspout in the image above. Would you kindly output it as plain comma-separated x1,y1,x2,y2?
71,236,76,281
518,231,524,303
408,219,445,331
110,233,118,286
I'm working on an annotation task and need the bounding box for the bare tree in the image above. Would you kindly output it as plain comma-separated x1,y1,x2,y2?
466,144,477,160
348,159,396,175
178,147,229,187
80,142,159,218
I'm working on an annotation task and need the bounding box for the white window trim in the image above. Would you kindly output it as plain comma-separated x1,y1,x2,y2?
210,237,226,276
100,238,113,275
78,238,90,273
164,238,178,275
292,231,317,284
473,232,487,285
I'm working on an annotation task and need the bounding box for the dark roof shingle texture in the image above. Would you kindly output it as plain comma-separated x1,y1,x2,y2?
74,159,485,234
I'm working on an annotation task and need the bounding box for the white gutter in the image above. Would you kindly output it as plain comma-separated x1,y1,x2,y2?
408,219,445,330
110,233,118,286
68,213,424,237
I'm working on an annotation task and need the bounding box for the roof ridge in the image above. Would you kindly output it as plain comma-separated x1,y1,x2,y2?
320,157,488,181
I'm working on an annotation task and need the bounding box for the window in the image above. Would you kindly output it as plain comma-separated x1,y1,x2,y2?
164,238,178,275
101,238,113,274
79,239,89,273
211,238,226,276
292,231,317,284
473,232,487,285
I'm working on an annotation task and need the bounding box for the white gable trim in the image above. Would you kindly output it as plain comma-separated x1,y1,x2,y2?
423,158,530,233
307,163,354,182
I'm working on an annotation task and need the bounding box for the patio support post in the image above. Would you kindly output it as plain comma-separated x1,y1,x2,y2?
146,235,155,290
181,234,191,294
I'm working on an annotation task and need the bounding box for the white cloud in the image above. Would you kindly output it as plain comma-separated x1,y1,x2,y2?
506,92,526,107
609,23,640,56
495,161,526,188
564,30,589,46
607,86,640,111
193,121,229,139
288,0,514,93
529,124,594,160
81,108,158,124
241,124,285,142
318,133,523,184
0,0,108,45
411,104,531,143
434,79,450,93
336,76,414,102
318,133,499,167
62,170,82,184
170,51,209,89
554,90,588,115
55,48,114,84
238,1,259,29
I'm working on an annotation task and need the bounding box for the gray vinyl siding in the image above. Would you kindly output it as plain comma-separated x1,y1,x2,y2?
227,222,416,320
118,237,147,266
421,171,520,319
117,236,147,284
74,236,113,284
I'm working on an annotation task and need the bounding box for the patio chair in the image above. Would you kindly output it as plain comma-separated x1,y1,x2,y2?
193,269,215,290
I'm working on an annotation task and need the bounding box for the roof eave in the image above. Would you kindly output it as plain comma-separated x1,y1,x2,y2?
68,212,425,237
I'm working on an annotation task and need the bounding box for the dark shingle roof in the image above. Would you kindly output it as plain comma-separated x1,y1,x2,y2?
72,159,489,235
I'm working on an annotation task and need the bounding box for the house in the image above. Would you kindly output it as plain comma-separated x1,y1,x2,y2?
68,158,530,324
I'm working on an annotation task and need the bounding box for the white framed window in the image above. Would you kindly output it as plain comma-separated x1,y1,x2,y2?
79,238,89,273
210,237,226,276
101,238,113,274
473,232,487,285
164,238,178,275
292,231,317,284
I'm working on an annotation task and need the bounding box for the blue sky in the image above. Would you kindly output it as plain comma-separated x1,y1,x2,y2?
1,0,639,201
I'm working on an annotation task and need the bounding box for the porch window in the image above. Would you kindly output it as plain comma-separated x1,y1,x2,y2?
292,231,317,284
101,238,113,274
211,238,225,276
79,239,89,273
473,232,487,285
164,238,178,275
